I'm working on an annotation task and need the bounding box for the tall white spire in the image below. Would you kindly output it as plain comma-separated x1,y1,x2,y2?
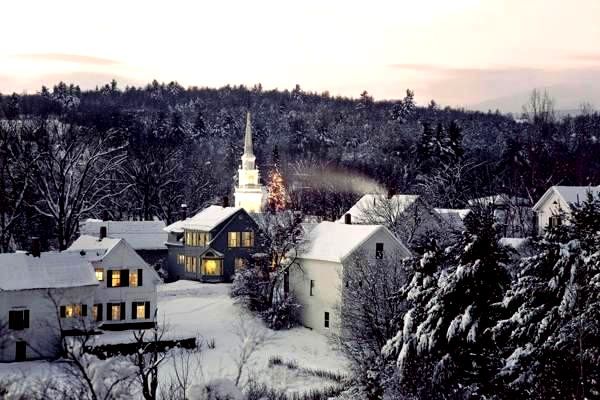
235,111,266,213
244,112,254,157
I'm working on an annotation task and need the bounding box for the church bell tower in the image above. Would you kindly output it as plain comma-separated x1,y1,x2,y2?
234,112,266,213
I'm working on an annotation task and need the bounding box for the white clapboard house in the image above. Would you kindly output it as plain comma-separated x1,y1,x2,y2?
0,246,98,362
67,227,160,330
290,220,411,335
532,185,600,235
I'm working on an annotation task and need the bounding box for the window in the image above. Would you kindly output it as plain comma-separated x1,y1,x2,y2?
93,304,103,322
375,242,384,259
185,231,211,247
202,258,222,276
242,231,254,247
60,304,87,318
177,254,185,265
130,270,138,287
228,232,241,247
111,270,121,287
324,312,330,328
8,310,29,330
549,215,562,228
310,280,315,296
185,256,198,273
111,304,121,320
132,301,151,320
95,268,104,281
15,341,26,362
234,257,246,272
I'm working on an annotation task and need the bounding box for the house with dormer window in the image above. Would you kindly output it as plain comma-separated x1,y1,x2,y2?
164,204,264,282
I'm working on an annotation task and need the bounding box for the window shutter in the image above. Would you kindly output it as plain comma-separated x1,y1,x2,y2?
138,269,143,286
120,302,126,320
81,304,87,317
23,310,30,329
8,311,16,329
107,270,113,288
121,270,129,287
97,304,103,322
60,306,66,318
106,303,112,321
131,302,137,320
145,302,151,319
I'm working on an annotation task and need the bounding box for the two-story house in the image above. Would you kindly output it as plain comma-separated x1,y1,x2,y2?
0,247,98,362
66,230,160,330
164,205,263,282
290,220,411,335
532,185,600,235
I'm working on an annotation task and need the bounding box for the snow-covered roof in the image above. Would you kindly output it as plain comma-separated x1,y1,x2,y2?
468,194,530,207
0,252,98,291
434,208,471,229
68,235,122,255
299,221,409,263
164,206,242,233
79,219,167,250
336,194,420,224
532,186,600,211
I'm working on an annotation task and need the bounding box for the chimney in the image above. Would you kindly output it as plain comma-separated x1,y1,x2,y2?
344,213,352,225
31,237,41,258
102,209,109,221
180,204,188,221
99,226,107,240
223,196,229,208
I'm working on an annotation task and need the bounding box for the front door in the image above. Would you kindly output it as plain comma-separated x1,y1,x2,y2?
15,341,26,361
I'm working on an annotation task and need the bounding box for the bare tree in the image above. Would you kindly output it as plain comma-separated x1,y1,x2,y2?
230,315,272,386
131,321,170,400
522,88,556,125
26,120,128,249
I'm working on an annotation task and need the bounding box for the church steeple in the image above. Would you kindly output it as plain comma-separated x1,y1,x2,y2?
244,112,254,157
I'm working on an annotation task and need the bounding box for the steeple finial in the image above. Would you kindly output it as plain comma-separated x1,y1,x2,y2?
244,112,254,156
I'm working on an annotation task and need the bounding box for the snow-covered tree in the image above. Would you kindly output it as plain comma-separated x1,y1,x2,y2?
267,146,287,212
384,208,511,398
492,192,600,399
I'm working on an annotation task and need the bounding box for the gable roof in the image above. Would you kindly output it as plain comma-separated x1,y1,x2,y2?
336,194,420,224
0,252,98,291
299,221,410,263
68,235,122,254
80,219,167,250
532,186,600,211
164,205,242,233
434,208,471,230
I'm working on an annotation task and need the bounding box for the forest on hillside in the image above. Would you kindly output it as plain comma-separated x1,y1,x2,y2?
1,80,600,251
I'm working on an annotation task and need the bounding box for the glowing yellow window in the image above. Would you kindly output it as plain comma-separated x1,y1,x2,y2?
95,268,104,281
130,271,138,287
111,271,121,287
65,304,81,318
136,303,146,319
202,259,222,276
228,232,240,247
111,304,121,320
242,231,254,247
177,254,185,265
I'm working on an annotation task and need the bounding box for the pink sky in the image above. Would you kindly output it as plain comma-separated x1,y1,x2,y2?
1,0,600,111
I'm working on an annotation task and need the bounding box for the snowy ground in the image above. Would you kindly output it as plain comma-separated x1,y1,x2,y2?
0,281,348,397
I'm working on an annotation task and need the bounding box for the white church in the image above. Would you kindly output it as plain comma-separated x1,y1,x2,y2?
234,112,267,213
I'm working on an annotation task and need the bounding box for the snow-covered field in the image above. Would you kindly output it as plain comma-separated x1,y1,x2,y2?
0,281,348,396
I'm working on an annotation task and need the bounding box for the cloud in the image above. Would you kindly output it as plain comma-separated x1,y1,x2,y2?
15,53,120,66
0,71,143,94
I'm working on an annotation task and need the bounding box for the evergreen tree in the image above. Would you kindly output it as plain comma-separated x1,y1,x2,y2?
267,145,286,211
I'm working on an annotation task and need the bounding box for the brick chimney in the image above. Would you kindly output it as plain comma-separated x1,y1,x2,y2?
180,204,188,220
344,213,352,225
31,237,41,258
99,226,107,240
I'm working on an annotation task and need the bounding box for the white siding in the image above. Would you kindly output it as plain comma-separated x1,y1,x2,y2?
536,191,571,235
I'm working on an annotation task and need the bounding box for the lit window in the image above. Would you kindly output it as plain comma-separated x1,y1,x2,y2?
234,257,246,272
111,271,121,287
95,268,104,281
130,270,138,287
136,303,146,319
93,304,102,322
242,231,254,247
228,232,240,247
177,254,185,265
65,304,82,318
111,304,121,320
185,256,197,273
202,258,222,276
324,311,330,328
